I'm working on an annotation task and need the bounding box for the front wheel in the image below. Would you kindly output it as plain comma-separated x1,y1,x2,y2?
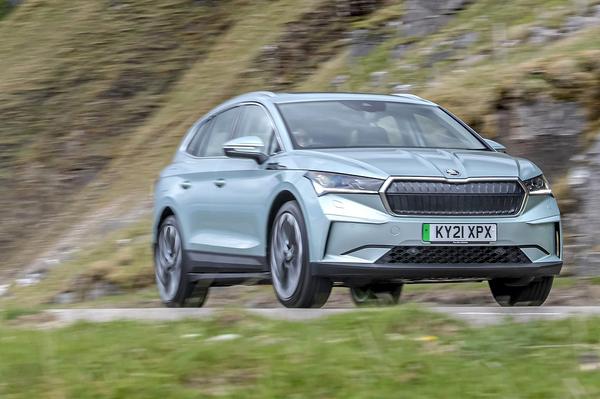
350,284,403,306
489,276,554,306
269,201,332,308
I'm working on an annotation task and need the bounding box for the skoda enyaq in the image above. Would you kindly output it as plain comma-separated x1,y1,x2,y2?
153,92,562,308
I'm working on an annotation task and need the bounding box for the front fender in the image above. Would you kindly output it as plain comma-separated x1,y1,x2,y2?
266,171,331,262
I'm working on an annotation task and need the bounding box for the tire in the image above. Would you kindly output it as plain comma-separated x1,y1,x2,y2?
350,283,403,307
155,215,209,307
269,201,332,308
489,276,554,306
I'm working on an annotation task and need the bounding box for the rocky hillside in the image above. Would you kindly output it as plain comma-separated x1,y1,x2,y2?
1,0,600,304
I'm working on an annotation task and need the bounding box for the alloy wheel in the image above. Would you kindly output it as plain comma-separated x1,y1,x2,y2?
350,284,403,306
270,212,303,300
350,287,374,303
155,223,183,302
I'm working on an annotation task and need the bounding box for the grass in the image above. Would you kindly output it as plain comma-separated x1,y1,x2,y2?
302,0,600,128
2,269,597,321
3,0,600,308
0,307,43,321
0,0,235,269
351,2,404,30
0,0,12,19
0,306,599,398
419,27,600,137
1,0,323,275
1,219,154,308
0,0,326,307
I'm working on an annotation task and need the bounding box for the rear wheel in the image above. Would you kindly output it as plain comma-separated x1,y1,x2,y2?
489,276,553,306
155,216,209,307
269,201,332,308
350,283,403,306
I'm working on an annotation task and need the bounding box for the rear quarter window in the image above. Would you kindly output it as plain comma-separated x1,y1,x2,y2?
186,120,212,156
200,107,240,157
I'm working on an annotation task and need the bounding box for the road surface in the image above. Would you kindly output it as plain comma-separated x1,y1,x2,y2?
44,306,600,326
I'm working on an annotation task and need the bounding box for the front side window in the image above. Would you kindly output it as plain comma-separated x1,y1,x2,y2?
199,107,240,157
236,105,280,154
277,101,486,150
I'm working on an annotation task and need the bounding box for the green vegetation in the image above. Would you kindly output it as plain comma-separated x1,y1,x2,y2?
301,0,600,134
0,0,320,273
0,1,11,20
1,307,599,398
1,306,42,321
2,220,153,308
2,0,600,306
351,2,404,30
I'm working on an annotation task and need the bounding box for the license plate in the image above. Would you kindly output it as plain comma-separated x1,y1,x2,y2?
422,223,497,243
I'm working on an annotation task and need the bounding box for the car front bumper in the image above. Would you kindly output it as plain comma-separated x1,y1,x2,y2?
302,190,562,283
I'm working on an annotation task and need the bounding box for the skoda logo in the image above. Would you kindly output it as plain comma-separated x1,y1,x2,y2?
446,169,460,176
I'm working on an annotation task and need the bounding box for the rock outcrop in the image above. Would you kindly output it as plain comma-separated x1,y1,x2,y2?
497,96,587,182
402,0,473,37
253,0,384,86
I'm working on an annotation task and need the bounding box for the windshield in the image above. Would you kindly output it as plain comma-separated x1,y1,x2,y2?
277,100,487,150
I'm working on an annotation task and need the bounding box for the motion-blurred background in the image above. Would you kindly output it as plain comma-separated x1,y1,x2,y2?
1,0,599,307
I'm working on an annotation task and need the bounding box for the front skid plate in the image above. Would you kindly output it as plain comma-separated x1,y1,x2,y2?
311,261,562,280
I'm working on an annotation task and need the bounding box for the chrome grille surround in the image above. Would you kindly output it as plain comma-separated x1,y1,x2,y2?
379,177,528,217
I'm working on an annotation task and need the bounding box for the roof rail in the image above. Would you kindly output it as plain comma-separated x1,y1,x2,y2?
390,93,423,100
244,91,277,97
390,93,434,104
228,91,277,103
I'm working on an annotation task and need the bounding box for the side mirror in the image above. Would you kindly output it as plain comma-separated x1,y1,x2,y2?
223,136,268,164
484,139,507,153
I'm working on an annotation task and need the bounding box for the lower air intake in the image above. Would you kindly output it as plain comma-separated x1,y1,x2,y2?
377,246,531,264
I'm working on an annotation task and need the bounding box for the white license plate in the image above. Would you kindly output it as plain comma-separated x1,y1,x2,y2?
423,223,497,242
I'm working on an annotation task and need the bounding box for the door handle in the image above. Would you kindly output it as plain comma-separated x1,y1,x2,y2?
180,180,191,190
213,178,226,188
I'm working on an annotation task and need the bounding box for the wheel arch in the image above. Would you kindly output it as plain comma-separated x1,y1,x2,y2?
153,206,176,244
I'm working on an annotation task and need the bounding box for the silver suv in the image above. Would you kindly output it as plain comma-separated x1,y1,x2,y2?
153,92,562,308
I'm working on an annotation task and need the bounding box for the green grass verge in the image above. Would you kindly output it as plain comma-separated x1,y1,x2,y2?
0,307,43,321
1,306,599,398
1,219,154,308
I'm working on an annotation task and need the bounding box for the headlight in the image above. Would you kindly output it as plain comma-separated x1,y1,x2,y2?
304,171,384,196
523,175,552,195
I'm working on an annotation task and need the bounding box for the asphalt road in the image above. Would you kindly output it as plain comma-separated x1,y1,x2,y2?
45,306,600,327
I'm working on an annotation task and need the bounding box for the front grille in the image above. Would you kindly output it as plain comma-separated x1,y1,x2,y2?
377,246,531,264
384,180,525,216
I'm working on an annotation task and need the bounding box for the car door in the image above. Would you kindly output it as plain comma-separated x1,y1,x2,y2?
175,106,242,270
207,103,283,268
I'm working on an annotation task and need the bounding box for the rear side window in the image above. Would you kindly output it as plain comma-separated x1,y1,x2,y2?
236,105,280,154
199,107,240,157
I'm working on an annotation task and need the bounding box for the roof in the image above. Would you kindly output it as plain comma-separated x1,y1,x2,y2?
228,91,436,106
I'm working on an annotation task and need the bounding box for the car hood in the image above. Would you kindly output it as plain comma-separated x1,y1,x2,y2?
283,148,541,180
